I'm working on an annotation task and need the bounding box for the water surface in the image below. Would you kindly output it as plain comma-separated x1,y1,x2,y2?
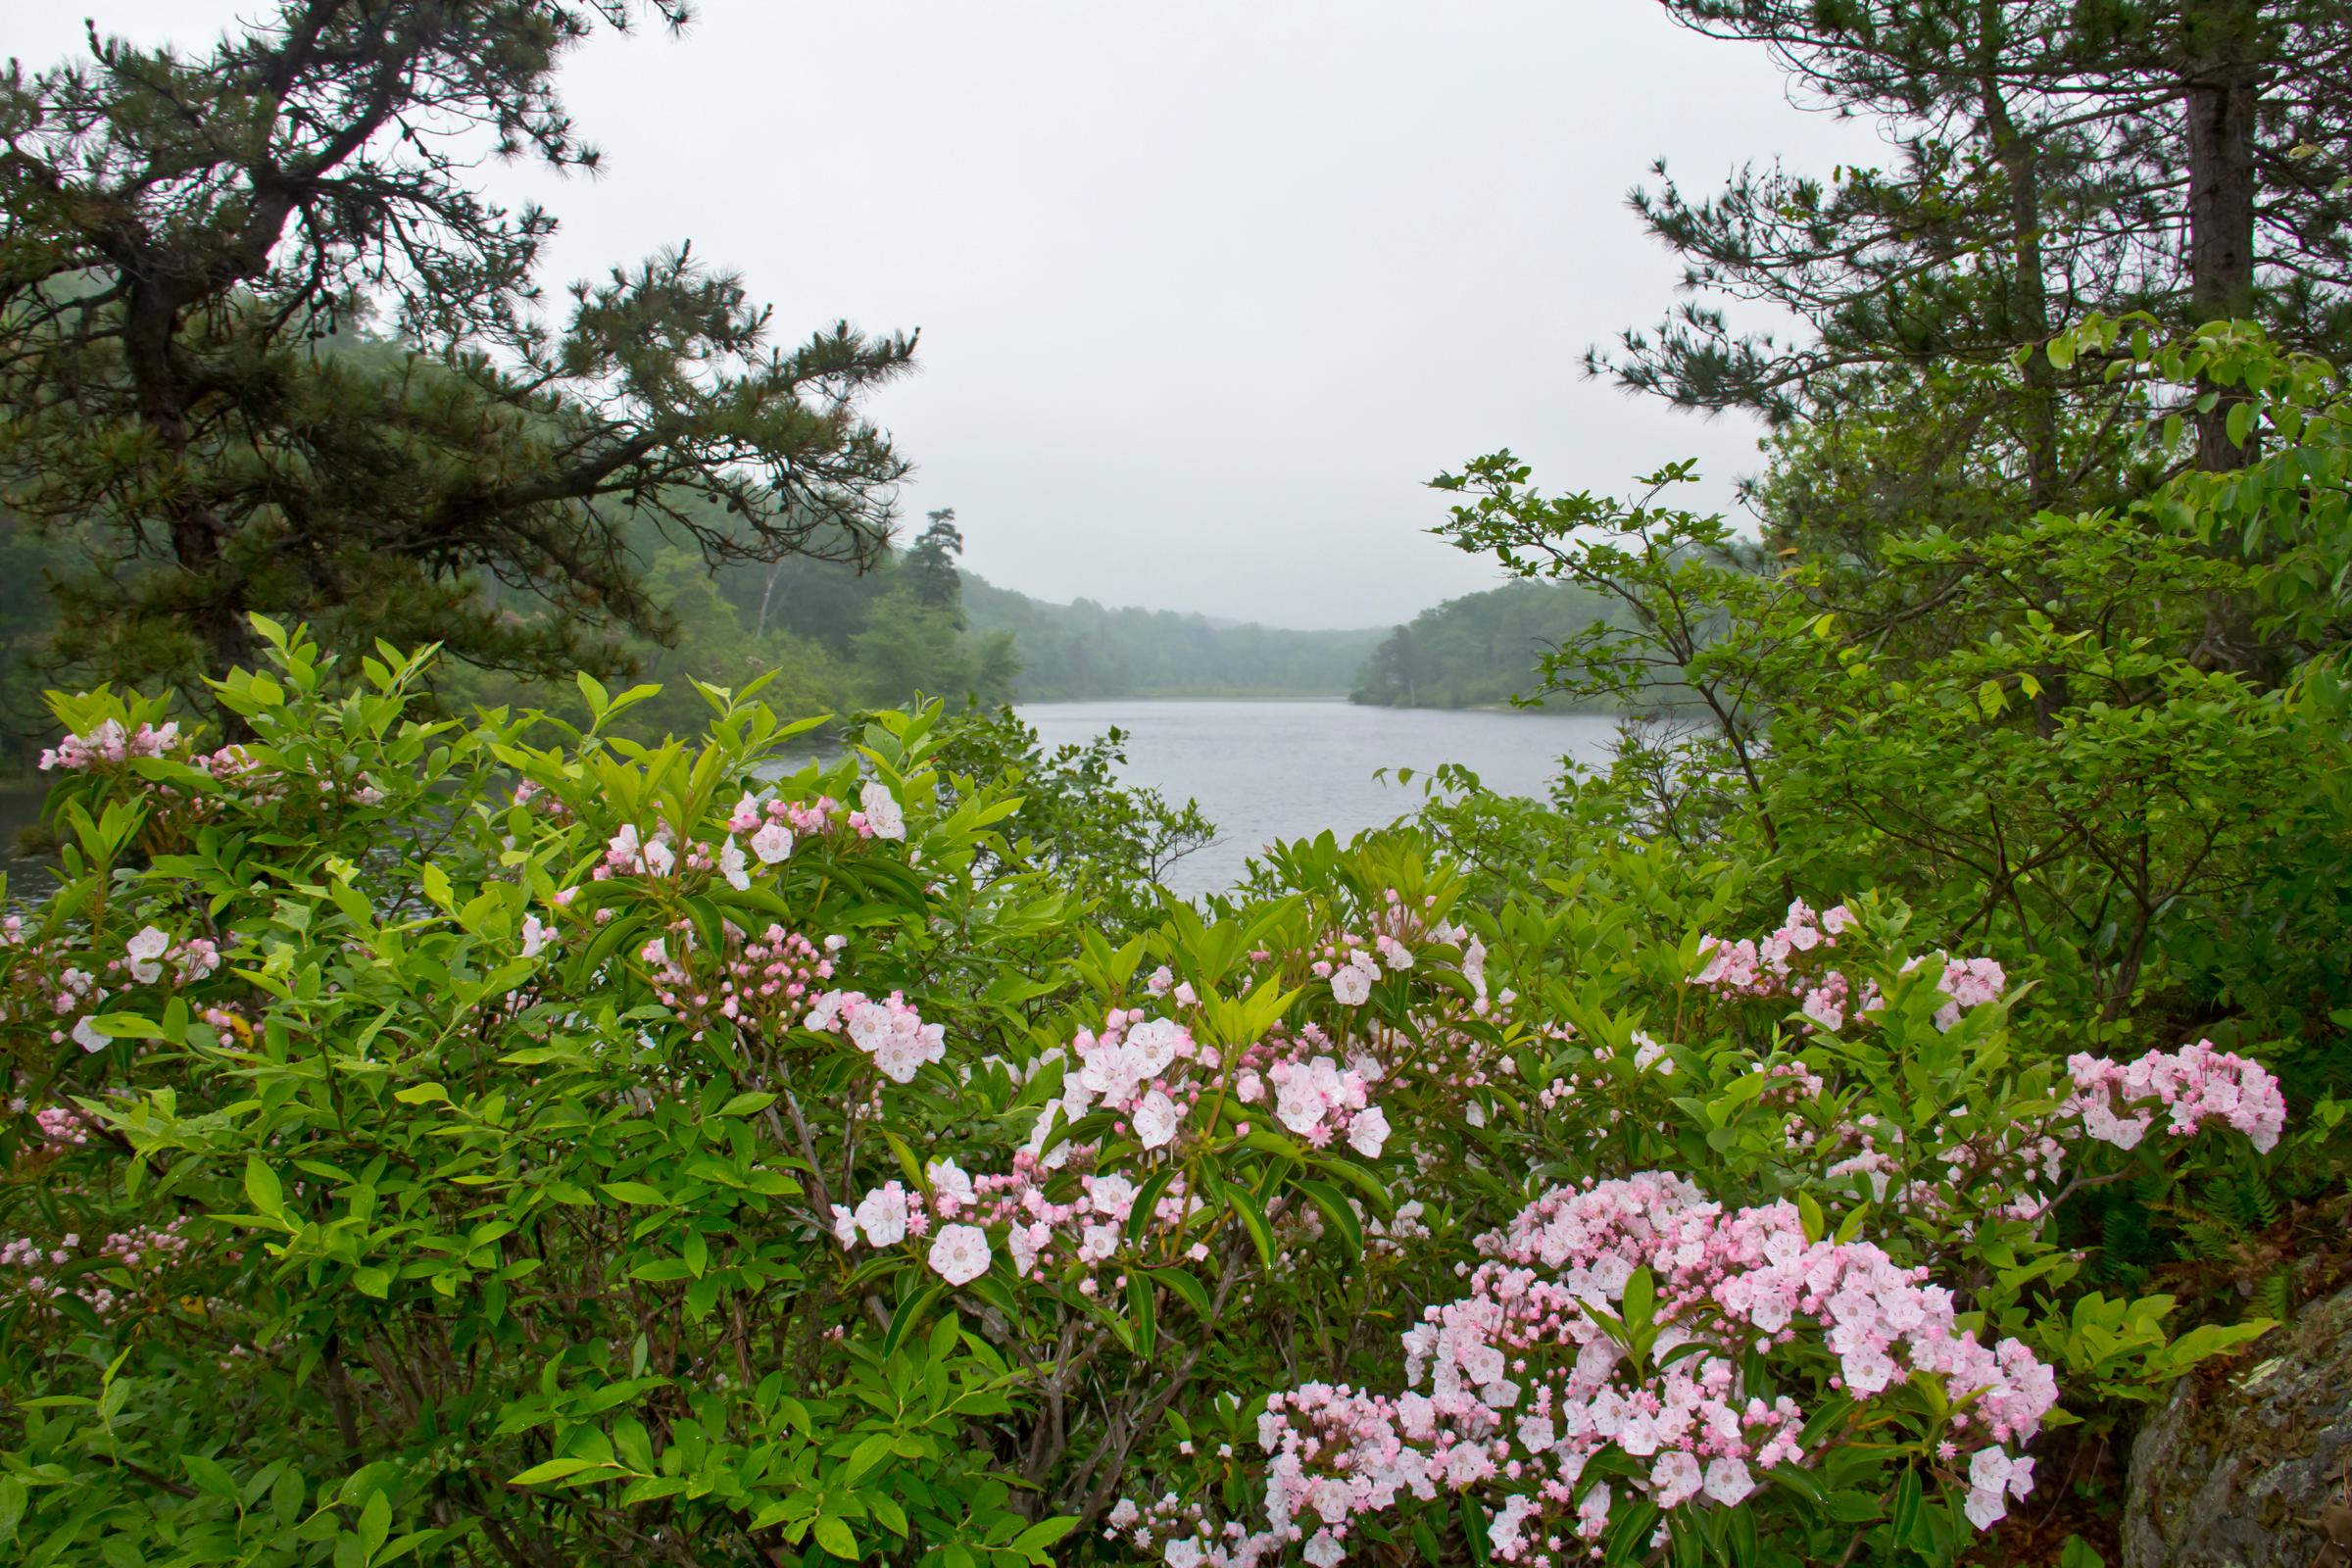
1017,700,1617,896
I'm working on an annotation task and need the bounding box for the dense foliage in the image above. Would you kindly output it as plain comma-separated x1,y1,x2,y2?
0,570,2326,1567
1348,582,1629,711
960,580,1381,703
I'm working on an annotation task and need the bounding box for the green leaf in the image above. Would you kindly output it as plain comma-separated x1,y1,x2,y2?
884,1283,948,1356
1210,1176,1276,1267
811,1515,859,1559
599,1182,669,1206
1011,1517,1079,1561
245,1156,285,1218
507,1457,602,1487
1621,1266,1655,1333
1145,1265,1213,1320
183,1453,238,1500
1126,1268,1158,1357
359,1491,391,1559
1297,1179,1363,1260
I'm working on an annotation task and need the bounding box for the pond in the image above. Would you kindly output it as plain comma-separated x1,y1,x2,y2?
1016,700,1619,897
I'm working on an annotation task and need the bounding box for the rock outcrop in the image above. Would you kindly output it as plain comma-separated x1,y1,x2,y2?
2124,1284,2352,1568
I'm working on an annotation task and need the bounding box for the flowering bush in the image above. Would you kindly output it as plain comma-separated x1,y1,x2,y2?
0,622,2294,1567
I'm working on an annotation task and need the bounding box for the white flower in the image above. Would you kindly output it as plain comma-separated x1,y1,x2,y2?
1275,1077,1326,1135
643,839,675,877
1968,1446,2013,1496
752,820,795,863
1701,1456,1755,1506
830,1204,858,1247
1133,1090,1181,1150
854,1185,908,1247
608,823,640,861
72,1015,108,1053
520,913,552,957
1330,954,1375,1006
125,926,170,962
926,1158,977,1208
860,780,906,841
718,837,750,891
1302,1531,1346,1568
1346,1105,1391,1158
1164,1540,1204,1568
1963,1487,2007,1530
927,1223,991,1285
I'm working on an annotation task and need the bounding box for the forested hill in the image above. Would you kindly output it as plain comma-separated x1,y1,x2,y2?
959,574,1385,699
1348,579,1627,710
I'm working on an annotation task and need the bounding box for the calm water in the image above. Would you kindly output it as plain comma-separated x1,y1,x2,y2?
1018,700,1618,896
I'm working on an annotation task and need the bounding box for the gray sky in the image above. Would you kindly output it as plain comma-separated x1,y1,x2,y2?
16,2,1876,629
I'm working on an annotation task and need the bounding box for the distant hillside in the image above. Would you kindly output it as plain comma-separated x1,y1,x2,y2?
1348,579,1629,710
961,575,1383,699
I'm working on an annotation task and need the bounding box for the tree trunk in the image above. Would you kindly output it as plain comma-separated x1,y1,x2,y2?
1977,0,2061,513
2183,0,2263,474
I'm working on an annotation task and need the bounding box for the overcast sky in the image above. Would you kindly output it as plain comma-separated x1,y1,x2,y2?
17,2,1877,629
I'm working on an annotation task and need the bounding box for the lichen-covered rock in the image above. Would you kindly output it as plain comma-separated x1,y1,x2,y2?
2124,1284,2352,1568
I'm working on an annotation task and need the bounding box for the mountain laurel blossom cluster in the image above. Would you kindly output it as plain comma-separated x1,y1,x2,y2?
1693,900,2004,1032
1118,1174,2061,1568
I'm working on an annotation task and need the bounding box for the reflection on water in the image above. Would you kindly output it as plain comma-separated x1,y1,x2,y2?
1016,700,1618,898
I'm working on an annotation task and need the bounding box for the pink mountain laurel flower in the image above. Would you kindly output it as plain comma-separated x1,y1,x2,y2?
1133,1090,1182,1150
928,1223,992,1285
123,926,171,984
856,780,906,841
751,820,795,863
1330,951,1379,1006
855,1182,911,1247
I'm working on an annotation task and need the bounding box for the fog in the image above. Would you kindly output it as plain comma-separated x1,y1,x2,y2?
12,2,1878,628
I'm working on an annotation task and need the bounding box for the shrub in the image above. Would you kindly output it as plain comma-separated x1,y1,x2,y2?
0,622,2293,1567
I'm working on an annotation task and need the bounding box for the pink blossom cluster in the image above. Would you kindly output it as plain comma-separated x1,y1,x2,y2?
1694,901,2005,1033
3,920,229,1054
1224,1025,1389,1157
2065,1040,2286,1154
806,988,944,1084
630,919,839,1047
38,718,179,771
2,1219,192,1317
32,1106,91,1147
596,788,870,892
845,780,906,841
1308,892,1485,1013
109,924,221,988
1120,1173,2058,1568
833,1152,1210,1292
1005,1009,1209,1167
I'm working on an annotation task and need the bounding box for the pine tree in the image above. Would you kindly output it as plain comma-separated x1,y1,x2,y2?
1600,0,2352,505
0,2,916,691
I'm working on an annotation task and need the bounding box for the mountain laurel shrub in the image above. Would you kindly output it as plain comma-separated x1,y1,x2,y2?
0,621,2293,1567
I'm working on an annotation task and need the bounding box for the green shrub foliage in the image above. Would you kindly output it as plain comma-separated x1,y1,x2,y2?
0,608,2318,1568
